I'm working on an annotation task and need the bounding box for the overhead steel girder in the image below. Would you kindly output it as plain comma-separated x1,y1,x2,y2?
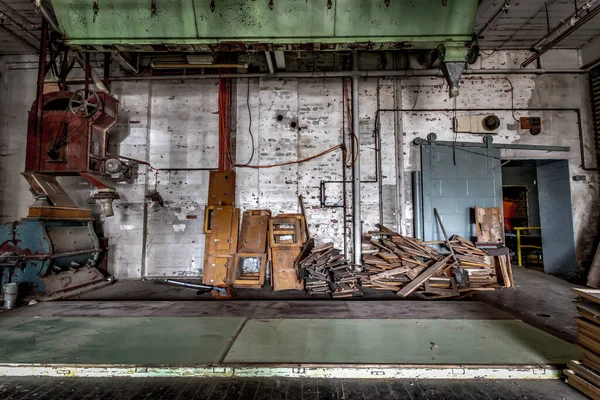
49,0,478,51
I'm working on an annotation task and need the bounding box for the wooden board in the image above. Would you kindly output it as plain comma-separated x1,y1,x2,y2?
269,215,306,248
397,255,451,298
26,206,93,220
206,206,240,255
577,317,600,338
564,368,600,400
574,288,600,305
568,360,600,387
238,210,270,253
202,255,233,286
230,253,266,288
474,206,504,244
271,247,303,291
207,170,235,206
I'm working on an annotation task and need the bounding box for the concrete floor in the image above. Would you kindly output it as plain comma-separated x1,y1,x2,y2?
68,266,582,343
0,265,587,397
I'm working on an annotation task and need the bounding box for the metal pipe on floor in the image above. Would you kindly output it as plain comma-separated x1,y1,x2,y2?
412,171,423,240
352,52,362,266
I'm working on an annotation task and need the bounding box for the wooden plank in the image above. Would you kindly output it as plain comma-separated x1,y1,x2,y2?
568,360,600,387
369,266,410,281
564,369,600,400
578,334,600,355
238,210,270,253
577,317,600,337
396,255,452,298
584,357,600,373
207,170,235,206
574,288,600,304
271,247,303,291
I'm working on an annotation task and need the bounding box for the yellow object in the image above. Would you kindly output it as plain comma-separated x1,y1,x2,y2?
515,227,542,267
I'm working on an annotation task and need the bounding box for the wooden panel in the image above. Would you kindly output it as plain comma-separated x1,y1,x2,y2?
207,170,235,206
238,210,270,253
475,206,504,244
230,252,266,288
271,247,303,291
26,206,93,220
202,255,233,285
269,215,306,248
206,206,240,254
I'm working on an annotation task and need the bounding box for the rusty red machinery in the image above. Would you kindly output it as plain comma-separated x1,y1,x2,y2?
0,24,124,300
23,88,123,218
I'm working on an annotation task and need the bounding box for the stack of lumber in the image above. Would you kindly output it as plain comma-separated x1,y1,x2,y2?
361,224,510,298
296,241,362,298
565,288,600,399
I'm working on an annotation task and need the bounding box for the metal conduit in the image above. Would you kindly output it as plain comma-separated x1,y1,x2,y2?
352,52,362,266
59,68,585,82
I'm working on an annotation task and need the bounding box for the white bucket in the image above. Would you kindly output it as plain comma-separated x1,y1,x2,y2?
3,283,17,310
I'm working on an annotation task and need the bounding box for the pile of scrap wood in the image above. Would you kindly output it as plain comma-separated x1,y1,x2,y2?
296,240,362,298
565,288,600,398
360,224,513,298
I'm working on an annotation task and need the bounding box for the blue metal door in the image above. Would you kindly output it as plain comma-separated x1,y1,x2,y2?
421,144,502,241
537,160,577,277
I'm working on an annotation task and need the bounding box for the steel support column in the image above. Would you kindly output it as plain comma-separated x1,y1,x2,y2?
352,52,361,265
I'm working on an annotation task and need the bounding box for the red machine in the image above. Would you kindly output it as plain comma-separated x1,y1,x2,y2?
23,88,123,218
25,89,118,174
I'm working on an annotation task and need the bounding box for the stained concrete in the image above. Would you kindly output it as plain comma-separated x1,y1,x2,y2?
225,319,580,365
0,317,244,365
0,316,580,366
2,300,512,320
473,266,584,343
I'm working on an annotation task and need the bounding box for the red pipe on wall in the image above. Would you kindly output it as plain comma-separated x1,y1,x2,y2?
218,74,232,171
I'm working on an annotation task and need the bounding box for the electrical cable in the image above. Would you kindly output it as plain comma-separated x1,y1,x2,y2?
240,78,255,166
234,144,345,169
503,77,520,122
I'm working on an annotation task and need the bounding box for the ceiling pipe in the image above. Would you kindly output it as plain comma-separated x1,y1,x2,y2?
33,0,59,32
522,2,600,68
533,0,600,51
151,62,249,69
53,67,585,83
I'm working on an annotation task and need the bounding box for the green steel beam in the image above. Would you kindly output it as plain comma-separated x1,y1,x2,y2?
50,0,478,49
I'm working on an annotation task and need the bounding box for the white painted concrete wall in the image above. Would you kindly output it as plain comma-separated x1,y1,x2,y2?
0,51,597,279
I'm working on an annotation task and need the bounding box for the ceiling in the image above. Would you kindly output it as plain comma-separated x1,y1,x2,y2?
475,0,600,50
0,0,599,55
0,0,41,55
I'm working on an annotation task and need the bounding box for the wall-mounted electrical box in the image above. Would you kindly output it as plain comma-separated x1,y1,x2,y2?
453,115,500,134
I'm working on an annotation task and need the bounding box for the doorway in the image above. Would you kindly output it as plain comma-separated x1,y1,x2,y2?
501,160,576,277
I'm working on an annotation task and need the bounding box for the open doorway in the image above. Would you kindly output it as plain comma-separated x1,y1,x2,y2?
501,160,577,278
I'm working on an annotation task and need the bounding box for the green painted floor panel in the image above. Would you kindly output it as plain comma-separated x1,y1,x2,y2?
0,317,581,366
0,317,244,365
224,319,581,365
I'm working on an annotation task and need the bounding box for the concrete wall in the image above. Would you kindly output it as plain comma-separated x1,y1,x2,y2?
0,50,597,279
